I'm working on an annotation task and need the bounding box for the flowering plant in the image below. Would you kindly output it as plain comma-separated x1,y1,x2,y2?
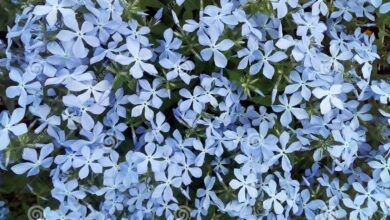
0,0,390,219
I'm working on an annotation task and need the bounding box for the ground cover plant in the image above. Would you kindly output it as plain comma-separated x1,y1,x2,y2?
0,0,390,219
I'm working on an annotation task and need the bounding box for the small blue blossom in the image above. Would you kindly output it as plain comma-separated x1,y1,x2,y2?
115,38,157,78
57,17,100,58
11,144,54,176
272,93,308,126
156,28,182,59
199,27,234,68
6,68,41,107
250,40,287,78
33,0,76,27
72,146,104,179
229,168,257,202
263,179,287,214
268,131,301,171
0,108,28,150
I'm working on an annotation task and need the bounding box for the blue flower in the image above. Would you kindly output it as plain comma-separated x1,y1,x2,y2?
229,168,257,202
179,87,209,114
172,152,202,185
46,40,81,68
311,0,328,15
342,197,371,220
250,40,287,78
2,0,390,218
329,126,359,164
44,204,81,219
199,27,234,68
54,148,76,172
52,179,86,203
45,65,93,86
271,0,299,18
114,38,157,78
134,143,166,174
371,81,390,104
159,54,196,84
291,36,322,69
91,38,123,64
156,28,182,59
139,78,169,108
202,1,238,33
155,198,178,220
368,156,390,183
284,70,320,101
165,130,197,158
57,17,100,58
292,12,327,43
128,94,155,120
272,93,308,126
6,68,41,107
176,0,185,6
33,0,76,27
128,183,151,209
0,108,28,150
72,146,104,179
313,84,345,114
321,44,353,72
196,176,223,209
62,94,105,130
84,8,119,44
0,201,9,219
110,88,130,118
331,0,353,21
144,112,170,144
237,36,261,70
380,2,390,13
263,179,287,214
103,112,127,141
29,104,61,134
118,19,150,45
11,143,54,176
152,169,182,202
352,180,386,212
300,189,326,219
268,131,301,172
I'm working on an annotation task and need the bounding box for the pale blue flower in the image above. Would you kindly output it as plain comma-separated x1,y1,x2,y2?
229,169,257,202
33,0,76,27
263,179,287,214
72,146,104,179
199,27,234,68
115,38,157,78
57,17,100,58
0,108,28,150
11,144,54,176
250,40,287,78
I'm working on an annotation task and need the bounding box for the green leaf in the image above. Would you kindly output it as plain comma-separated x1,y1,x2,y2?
138,0,165,8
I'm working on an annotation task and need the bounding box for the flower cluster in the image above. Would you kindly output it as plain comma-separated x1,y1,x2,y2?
0,0,390,219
